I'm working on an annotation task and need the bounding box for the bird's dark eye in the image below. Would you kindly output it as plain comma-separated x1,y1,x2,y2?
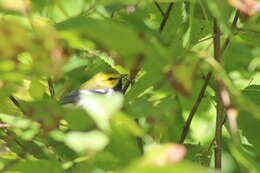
108,77,117,81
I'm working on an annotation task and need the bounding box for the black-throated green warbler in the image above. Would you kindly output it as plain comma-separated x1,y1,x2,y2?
61,72,125,105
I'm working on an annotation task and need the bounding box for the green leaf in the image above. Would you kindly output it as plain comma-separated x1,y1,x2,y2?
21,99,63,131
223,38,253,72
57,16,147,66
168,56,199,96
203,0,233,34
0,113,39,129
56,16,170,69
120,161,209,173
125,71,164,101
151,95,184,142
10,160,63,173
126,97,156,118
161,2,184,45
238,85,260,152
29,79,45,100
63,107,95,130
239,30,260,46
229,144,260,173
45,136,78,160
65,130,109,153
106,122,141,164
111,112,144,137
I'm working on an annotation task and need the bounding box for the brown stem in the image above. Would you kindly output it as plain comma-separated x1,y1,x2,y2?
215,91,224,169
213,19,223,170
179,72,212,144
207,112,226,153
159,3,174,32
154,1,165,17
213,20,221,61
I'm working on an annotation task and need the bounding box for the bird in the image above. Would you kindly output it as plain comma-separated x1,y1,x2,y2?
60,72,126,105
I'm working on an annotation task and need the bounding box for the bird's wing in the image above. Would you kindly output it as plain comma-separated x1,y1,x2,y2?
85,88,114,95
60,90,80,104
60,88,115,104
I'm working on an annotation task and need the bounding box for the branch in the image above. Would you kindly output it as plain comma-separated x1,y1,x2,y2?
178,9,240,145
159,3,174,32
48,78,56,99
154,1,166,17
179,72,212,144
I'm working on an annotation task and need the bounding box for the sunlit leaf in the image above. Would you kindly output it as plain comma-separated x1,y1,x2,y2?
10,160,63,173
65,130,109,153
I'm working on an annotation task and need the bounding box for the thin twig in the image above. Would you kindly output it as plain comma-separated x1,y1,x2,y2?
8,96,25,115
220,10,240,55
197,35,215,44
196,32,223,44
48,78,56,99
178,72,212,144
154,1,166,17
159,3,174,32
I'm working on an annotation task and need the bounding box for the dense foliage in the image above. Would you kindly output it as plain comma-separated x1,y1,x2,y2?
0,0,260,172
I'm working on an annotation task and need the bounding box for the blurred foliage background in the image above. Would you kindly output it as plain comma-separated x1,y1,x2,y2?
0,0,260,172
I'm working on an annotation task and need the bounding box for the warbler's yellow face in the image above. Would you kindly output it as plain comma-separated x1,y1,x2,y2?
81,72,121,89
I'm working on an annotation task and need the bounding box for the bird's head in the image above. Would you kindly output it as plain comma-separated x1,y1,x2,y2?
81,72,124,89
